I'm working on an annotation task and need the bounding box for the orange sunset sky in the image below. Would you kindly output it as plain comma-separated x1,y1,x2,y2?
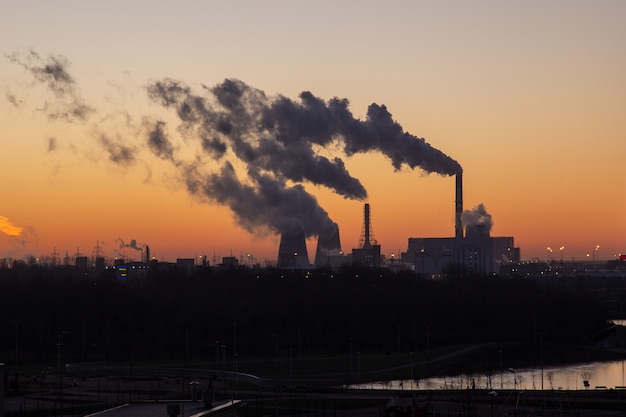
1,1,625,264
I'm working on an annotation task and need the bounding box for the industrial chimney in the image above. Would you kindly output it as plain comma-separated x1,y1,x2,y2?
359,203,375,249
455,174,463,239
277,231,310,268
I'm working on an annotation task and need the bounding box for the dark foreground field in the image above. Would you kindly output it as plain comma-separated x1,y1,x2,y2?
3,343,626,416
3,267,626,415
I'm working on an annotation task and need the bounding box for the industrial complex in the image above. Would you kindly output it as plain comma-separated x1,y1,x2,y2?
7,173,626,279
276,173,520,275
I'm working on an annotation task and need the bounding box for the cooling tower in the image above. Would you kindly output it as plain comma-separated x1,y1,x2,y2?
455,173,463,239
277,231,310,268
314,223,343,267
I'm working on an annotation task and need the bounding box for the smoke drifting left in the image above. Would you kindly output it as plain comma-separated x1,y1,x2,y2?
5,49,93,123
6,49,463,243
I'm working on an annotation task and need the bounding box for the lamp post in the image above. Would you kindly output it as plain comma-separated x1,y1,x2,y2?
547,247,553,263
233,322,237,372
221,344,226,389
594,245,600,262
215,341,219,370
57,333,67,417
488,390,497,417
499,350,503,389
14,320,20,373
410,351,414,390
508,368,517,417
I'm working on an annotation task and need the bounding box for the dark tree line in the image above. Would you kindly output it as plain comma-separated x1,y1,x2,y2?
0,265,614,365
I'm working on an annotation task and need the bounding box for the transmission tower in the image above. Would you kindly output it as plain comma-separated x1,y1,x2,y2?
51,247,58,267
91,241,104,266
358,203,377,249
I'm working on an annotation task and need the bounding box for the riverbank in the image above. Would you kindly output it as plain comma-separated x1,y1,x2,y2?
412,342,626,381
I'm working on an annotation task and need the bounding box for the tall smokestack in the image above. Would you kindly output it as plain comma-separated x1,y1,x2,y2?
362,203,372,249
455,174,463,239
277,232,310,268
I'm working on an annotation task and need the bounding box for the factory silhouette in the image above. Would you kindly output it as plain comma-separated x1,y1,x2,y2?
4,54,524,277
280,173,519,276
6,172,521,280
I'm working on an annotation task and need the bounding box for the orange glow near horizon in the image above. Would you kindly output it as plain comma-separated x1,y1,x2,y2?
0,216,24,237
1,2,624,264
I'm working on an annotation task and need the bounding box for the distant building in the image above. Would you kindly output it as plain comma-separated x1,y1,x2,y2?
402,238,455,277
75,256,88,270
221,256,239,269
95,257,105,271
176,258,195,275
401,235,520,276
112,258,149,280
351,244,382,268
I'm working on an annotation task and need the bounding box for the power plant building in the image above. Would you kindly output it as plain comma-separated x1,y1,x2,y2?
402,173,520,276
402,235,519,276
274,173,519,275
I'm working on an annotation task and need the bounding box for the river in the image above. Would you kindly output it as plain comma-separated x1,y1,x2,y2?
350,359,626,391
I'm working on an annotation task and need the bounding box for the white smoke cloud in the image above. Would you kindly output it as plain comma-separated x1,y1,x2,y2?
461,204,493,237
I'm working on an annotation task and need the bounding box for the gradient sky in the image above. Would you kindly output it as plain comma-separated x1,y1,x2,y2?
1,1,625,264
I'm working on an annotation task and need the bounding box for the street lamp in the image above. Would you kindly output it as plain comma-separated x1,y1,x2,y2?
215,341,219,370
233,322,237,372
221,344,226,388
410,351,414,390
14,320,20,373
594,245,600,262
57,332,68,417
508,368,517,417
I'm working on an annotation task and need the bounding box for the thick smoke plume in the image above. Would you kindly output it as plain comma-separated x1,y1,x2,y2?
145,78,462,237
7,50,463,241
116,238,146,259
118,238,144,251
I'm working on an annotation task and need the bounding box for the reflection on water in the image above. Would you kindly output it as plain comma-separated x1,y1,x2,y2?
350,360,626,391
